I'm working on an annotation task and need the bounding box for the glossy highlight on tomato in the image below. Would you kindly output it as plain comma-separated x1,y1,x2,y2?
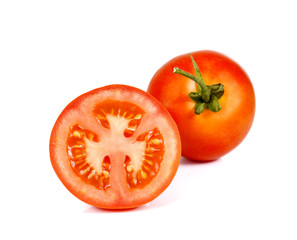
50,85,181,209
148,50,255,161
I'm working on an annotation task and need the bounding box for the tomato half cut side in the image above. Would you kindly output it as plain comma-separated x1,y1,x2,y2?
50,85,181,209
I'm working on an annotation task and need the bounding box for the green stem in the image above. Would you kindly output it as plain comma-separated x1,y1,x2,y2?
189,55,204,83
173,67,210,102
173,54,224,115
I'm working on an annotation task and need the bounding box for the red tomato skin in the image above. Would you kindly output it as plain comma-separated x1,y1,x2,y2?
50,84,181,209
148,50,255,161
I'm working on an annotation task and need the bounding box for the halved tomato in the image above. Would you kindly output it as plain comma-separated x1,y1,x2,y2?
50,85,181,209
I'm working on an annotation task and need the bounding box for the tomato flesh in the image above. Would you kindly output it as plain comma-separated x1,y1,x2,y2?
50,85,181,209
67,100,166,190
67,124,111,190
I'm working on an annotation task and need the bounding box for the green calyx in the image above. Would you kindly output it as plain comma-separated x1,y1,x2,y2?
173,54,224,115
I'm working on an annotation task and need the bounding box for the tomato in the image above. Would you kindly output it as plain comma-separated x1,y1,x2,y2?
50,85,181,209
148,50,255,161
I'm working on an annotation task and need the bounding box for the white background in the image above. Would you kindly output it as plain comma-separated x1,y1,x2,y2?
1,0,296,239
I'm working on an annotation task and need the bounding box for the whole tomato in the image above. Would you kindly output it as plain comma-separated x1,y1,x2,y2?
147,50,255,161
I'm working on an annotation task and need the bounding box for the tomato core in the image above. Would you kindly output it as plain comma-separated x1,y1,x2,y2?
66,100,165,190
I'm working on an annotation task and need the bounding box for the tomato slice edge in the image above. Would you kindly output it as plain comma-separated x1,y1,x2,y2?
49,85,181,209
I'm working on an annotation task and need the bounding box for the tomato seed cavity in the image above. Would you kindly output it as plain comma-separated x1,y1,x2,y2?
66,101,165,190
67,125,111,190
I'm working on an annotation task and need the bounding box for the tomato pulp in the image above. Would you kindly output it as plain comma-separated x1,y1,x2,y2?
50,85,181,209
148,50,255,161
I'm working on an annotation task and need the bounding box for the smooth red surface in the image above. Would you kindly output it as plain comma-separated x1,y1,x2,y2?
148,50,255,161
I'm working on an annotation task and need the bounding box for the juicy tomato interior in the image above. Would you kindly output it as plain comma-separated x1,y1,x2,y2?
50,85,181,209
67,100,165,190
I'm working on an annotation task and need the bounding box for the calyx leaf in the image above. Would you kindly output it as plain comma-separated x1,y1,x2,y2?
173,54,225,115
